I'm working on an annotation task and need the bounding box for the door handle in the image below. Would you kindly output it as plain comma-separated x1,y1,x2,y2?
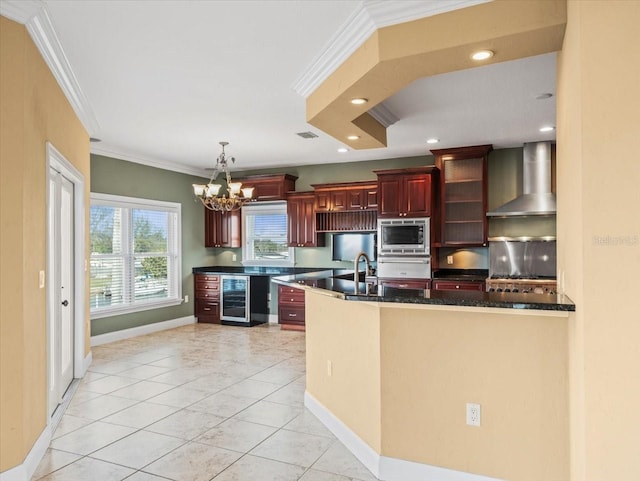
61,300,69,306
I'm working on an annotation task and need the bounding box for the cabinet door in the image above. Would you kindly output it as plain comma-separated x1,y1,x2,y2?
204,209,222,247
315,191,331,212
330,190,348,211
364,187,378,210
205,209,241,248
287,194,323,247
404,174,431,217
287,198,301,247
377,176,402,217
347,189,365,210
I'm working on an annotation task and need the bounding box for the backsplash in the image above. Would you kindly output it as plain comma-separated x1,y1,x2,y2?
437,247,488,269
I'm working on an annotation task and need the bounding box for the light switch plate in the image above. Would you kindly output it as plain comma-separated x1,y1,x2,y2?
39,270,46,288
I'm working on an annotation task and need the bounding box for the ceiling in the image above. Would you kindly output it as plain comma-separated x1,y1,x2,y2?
25,0,556,175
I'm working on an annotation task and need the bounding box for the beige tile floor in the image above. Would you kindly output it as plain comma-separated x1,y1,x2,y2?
32,323,377,481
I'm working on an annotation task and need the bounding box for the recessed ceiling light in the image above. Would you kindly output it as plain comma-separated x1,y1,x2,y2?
337,147,348,153
536,93,553,100
539,126,555,132
347,135,360,140
350,98,368,105
426,138,439,144
471,50,494,61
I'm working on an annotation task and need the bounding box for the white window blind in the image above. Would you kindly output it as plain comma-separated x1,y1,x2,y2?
242,202,294,266
90,193,181,318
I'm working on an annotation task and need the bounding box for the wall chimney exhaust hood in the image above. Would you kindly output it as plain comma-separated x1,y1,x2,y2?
487,142,556,217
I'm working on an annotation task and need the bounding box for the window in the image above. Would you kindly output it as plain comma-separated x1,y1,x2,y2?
242,202,294,266
90,193,181,318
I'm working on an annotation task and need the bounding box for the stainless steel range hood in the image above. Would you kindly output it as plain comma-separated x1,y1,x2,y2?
487,142,556,217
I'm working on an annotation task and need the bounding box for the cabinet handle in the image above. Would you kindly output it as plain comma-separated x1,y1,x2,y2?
290,298,294,301
203,307,211,311
456,285,460,289
398,284,408,288
289,313,297,317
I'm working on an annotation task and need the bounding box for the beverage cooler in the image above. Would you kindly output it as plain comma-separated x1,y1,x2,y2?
220,275,269,326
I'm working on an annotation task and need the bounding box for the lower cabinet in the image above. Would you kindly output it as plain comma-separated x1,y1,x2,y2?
378,278,431,297
278,284,305,331
194,274,220,323
432,280,485,291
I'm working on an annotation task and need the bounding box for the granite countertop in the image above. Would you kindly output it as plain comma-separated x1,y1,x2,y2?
272,269,575,312
192,266,322,276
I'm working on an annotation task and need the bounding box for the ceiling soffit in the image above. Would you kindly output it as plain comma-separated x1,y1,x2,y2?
306,0,567,150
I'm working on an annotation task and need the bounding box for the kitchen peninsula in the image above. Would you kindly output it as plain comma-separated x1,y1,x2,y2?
273,269,573,481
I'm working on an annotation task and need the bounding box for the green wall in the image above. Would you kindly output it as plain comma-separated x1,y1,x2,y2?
90,154,216,336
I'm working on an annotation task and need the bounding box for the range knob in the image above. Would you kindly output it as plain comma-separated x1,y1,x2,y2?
522,288,530,293
496,288,503,292
504,288,511,293
512,288,519,293
488,287,495,292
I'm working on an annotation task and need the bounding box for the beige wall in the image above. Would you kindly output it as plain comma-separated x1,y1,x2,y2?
557,2,640,480
0,16,89,471
305,293,382,452
305,294,569,481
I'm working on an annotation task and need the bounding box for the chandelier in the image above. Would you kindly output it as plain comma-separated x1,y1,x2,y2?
192,141,254,212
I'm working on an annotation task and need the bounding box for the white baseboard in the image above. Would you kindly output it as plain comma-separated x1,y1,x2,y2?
80,351,92,376
268,314,279,324
91,315,196,346
0,425,51,481
304,391,503,481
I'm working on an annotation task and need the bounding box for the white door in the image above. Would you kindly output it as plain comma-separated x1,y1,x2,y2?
48,167,75,416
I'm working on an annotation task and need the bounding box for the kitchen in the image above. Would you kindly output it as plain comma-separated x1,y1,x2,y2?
2,1,639,481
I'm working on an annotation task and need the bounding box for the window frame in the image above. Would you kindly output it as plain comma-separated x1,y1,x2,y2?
241,201,294,267
90,193,182,319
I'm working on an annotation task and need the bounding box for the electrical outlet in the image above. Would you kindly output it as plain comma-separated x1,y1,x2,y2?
327,360,332,377
232,254,237,261
466,403,481,426
184,295,189,303
447,255,454,265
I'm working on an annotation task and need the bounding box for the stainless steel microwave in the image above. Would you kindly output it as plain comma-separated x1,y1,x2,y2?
377,217,430,256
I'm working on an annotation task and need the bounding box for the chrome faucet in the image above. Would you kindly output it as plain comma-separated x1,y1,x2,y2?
353,251,372,294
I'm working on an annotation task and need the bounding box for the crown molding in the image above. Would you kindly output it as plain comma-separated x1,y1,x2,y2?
91,144,209,178
292,0,490,98
368,102,399,128
1,0,101,136
0,0,41,23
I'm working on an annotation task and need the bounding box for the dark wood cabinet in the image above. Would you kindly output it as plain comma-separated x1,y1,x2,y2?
312,181,377,213
432,280,485,291
194,274,220,323
205,209,241,248
287,192,325,248
374,167,438,218
432,145,492,246
347,185,378,210
278,284,305,331
234,174,297,201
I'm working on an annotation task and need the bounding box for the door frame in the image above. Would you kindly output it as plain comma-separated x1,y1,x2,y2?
46,142,87,415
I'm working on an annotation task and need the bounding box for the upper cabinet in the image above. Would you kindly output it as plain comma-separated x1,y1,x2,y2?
205,209,241,248
374,167,438,218
311,181,378,232
432,144,492,246
287,192,325,248
234,174,298,201
312,181,377,213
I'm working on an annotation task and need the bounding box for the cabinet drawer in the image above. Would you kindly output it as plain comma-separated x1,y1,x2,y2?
432,280,485,291
196,274,219,283
195,280,219,290
195,289,220,300
278,285,305,304
279,306,305,323
195,300,220,324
